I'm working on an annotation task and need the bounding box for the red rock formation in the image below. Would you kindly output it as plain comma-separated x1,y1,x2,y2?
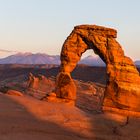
55,72,76,100
27,73,55,99
55,25,140,112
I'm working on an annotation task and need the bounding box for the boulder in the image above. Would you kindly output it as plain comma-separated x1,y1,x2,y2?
6,90,23,96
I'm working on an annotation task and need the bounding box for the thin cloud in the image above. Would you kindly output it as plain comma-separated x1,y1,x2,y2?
0,49,17,53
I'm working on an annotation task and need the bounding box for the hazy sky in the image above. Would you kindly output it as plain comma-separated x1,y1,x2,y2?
0,0,140,60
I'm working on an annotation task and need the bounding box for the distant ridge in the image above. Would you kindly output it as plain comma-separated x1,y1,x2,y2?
0,53,106,66
80,56,139,67
0,52,138,67
0,53,60,64
79,55,105,66
135,60,140,67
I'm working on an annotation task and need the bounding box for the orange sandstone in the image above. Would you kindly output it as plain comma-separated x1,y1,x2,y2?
55,24,140,112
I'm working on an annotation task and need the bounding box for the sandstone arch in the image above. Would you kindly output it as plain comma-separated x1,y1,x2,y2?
55,25,140,112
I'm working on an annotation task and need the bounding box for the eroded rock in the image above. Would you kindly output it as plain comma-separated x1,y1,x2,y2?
56,24,140,112
55,72,76,100
6,90,23,96
27,73,55,99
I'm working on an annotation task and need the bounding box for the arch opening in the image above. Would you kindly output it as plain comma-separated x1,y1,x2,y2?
75,49,107,84
73,50,107,112
81,36,107,64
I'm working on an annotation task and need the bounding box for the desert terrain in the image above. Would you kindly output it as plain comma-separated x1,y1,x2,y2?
0,64,140,140
1,0,140,139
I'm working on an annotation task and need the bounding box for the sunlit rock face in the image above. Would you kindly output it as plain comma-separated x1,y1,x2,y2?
27,73,55,99
55,72,76,100
56,25,140,112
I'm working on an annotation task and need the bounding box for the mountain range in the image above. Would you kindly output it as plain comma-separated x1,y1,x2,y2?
0,53,139,67
79,55,105,66
0,53,60,65
134,60,140,67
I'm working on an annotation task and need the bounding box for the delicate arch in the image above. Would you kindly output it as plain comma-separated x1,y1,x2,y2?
55,25,140,112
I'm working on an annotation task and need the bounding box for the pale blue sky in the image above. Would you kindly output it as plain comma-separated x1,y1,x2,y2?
0,0,140,60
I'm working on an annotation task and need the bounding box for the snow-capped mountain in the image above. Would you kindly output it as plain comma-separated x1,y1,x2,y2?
79,55,105,66
0,53,60,64
0,53,106,66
